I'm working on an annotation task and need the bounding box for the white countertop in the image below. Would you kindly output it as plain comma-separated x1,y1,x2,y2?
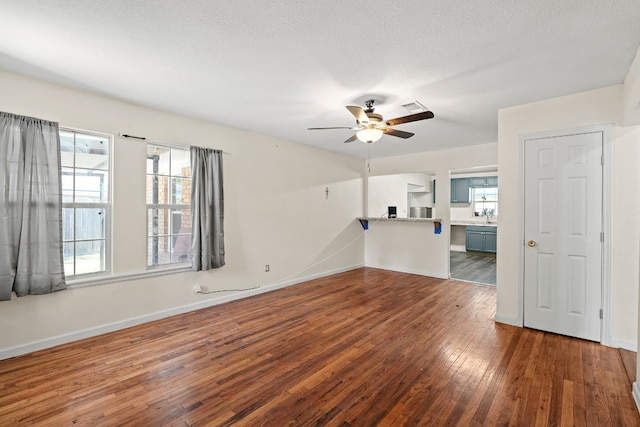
357,217,442,223
451,219,498,226
359,217,496,226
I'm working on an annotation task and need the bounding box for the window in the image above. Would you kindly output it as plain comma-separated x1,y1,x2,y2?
473,186,498,216
60,129,110,277
146,144,192,267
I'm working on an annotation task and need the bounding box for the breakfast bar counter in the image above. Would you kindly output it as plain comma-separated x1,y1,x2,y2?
357,217,447,279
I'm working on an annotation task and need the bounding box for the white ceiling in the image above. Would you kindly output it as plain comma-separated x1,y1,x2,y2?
1,1,639,159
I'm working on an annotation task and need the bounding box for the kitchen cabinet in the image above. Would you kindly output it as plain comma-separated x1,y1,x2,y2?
469,177,487,187
450,178,470,203
486,176,498,186
465,226,497,253
469,176,499,188
484,231,497,252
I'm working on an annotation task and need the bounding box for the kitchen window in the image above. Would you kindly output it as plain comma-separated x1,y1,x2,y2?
146,144,192,267
473,186,498,216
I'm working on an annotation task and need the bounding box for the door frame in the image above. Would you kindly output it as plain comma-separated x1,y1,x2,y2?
517,124,612,345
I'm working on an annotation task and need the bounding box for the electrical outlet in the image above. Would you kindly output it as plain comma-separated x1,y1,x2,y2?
193,284,202,293
265,264,270,272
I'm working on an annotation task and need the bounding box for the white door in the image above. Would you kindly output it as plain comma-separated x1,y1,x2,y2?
523,131,603,341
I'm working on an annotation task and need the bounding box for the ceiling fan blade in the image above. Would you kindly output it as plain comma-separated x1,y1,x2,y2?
346,105,369,124
344,134,358,143
308,126,355,130
385,110,434,126
383,128,414,139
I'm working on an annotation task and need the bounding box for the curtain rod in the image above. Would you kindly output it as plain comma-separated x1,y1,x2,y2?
121,133,145,140
119,133,230,154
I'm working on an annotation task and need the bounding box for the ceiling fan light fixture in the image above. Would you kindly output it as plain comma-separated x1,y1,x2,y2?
356,128,384,143
309,100,433,143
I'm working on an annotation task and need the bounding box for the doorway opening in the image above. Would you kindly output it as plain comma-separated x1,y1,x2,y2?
449,166,498,286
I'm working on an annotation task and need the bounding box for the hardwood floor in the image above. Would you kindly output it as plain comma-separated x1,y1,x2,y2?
450,250,496,285
620,348,637,385
0,268,637,426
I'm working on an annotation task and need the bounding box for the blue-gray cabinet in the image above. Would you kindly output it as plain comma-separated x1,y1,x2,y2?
469,177,487,187
469,176,498,188
450,178,470,203
451,176,498,203
465,226,497,253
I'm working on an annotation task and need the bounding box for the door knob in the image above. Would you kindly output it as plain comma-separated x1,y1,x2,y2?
527,240,536,247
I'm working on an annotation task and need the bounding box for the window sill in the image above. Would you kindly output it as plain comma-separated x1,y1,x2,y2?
67,265,192,289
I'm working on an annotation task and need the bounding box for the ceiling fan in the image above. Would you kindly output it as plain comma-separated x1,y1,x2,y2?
308,99,434,143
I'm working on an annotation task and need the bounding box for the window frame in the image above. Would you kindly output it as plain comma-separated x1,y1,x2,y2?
472,185,498,217
146,142,193,269
60,127,112,279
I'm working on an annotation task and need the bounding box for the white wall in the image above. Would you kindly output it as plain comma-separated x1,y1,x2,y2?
366,143,499,277
633,239,640,410
497,85,640,350
364,220,447,278
450,225,467,252
623,46,640,126
0,70,365,359
637,236,640,407
368,173,432,218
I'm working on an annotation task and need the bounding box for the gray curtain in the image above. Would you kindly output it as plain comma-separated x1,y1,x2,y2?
0,112,66,301
191,147,224,270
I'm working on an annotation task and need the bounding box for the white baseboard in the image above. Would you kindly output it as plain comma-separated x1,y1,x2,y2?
0,264,363,361
634,382,640,414
494,315,521,327
609,338,637,352
489,323,637,351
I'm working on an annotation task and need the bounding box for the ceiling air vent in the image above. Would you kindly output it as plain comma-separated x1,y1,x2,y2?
402,100,428,113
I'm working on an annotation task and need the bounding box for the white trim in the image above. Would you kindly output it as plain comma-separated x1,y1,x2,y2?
67,265,192,288
609,338,637,352
516,139,526,327
518,124,613,345
634,382,640,414
0,264,363,361
145,142,192,269
59,127,114,279
495,315,520,326
601,126,613,346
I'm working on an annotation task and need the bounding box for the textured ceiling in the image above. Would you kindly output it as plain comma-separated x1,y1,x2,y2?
1,1,639,158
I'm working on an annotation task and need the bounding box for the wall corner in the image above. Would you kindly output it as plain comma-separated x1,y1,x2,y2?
623,46,640,126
